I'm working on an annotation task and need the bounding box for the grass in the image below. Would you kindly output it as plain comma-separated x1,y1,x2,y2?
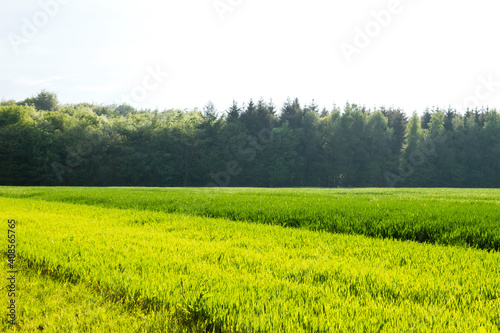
1,189,500,332
1,187,500,250
1,257,175,332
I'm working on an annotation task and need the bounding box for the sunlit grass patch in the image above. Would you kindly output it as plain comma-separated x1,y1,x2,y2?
1,194,500,332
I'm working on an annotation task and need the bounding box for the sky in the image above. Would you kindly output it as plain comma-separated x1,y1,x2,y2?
1,0,499,115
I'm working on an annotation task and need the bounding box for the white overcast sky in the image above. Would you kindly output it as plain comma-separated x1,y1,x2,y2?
1,0,499,115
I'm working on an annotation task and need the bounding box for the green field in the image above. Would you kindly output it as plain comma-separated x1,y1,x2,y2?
2,187,500,332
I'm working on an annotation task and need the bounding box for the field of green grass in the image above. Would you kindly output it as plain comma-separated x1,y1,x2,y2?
2,187,500,332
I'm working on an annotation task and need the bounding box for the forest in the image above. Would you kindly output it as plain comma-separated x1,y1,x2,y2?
1,90,499,187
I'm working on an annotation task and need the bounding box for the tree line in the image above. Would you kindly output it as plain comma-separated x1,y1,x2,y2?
1,91,499,187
